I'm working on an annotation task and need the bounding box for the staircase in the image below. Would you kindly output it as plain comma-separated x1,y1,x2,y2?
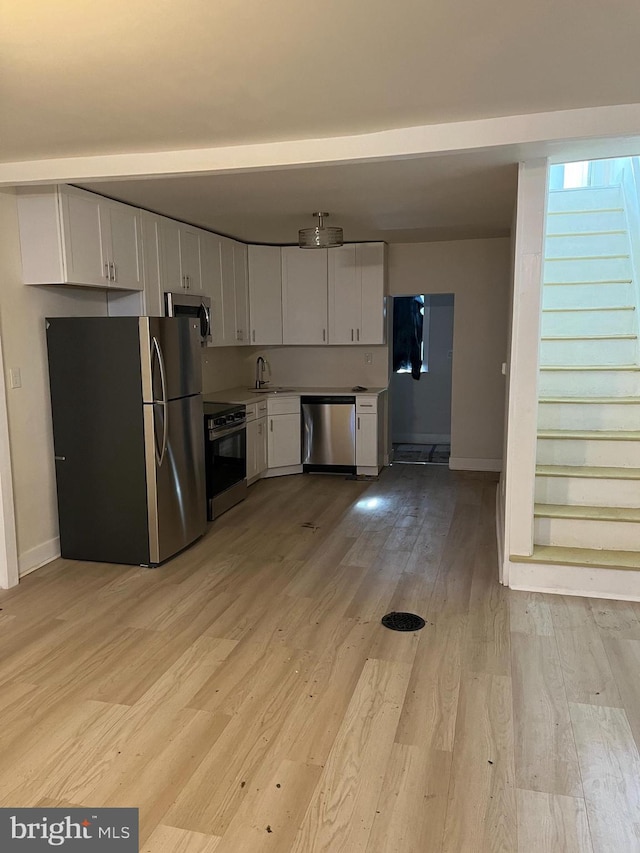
529,185,640,579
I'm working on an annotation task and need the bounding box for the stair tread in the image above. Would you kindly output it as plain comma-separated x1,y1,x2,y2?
536,465,640,480
541,364,640,371
544,279,633,285
534,503,640,522
541,334,637,341
543,306,635,312
538,429,640,440
511,545,640,570
539,396,640,404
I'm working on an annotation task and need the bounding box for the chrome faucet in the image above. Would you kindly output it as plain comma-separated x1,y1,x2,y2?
255,356,268,389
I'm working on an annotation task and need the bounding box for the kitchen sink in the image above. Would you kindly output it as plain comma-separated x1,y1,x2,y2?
247,387,296,394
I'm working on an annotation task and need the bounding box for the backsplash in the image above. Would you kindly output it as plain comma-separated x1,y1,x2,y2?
201,347,246,393
243,345,390,388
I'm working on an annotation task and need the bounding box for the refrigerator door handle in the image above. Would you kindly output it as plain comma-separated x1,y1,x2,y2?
151,336,169,466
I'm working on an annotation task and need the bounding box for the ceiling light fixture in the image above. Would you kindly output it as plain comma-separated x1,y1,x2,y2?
298,212,343,249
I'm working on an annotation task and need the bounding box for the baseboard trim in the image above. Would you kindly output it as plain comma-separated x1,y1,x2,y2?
449,457,503,472
393,433,451,445
495,484,506,585
19,537,60,578
263,464,304,479
508,559,640,601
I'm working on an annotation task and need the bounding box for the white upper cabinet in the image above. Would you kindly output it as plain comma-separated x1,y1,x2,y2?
328,242,386,344
17,185,143,290
108,211,163,317
233,242,250,344
248,245,282,345
199,231,224,346
160,218,202,293
219,237,237,346
328,244,360,343
281,247,328,345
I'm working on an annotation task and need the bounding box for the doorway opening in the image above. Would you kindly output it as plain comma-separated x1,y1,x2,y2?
390,293,454,465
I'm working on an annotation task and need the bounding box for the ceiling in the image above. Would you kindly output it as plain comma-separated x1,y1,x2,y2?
81,150,517,243
3,0,639,243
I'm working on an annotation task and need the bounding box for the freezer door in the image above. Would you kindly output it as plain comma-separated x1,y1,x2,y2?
302,402,356,466
144,393,206,564
140,317,202,402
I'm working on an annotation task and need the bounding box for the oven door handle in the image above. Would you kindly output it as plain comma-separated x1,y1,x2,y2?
209,423,246,441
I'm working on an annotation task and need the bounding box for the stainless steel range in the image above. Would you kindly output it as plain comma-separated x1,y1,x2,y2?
203,400,247,520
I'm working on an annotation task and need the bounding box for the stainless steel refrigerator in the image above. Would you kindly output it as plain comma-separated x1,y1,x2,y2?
46,316,206,566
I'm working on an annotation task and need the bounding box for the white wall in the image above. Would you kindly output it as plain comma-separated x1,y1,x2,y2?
201,346,247,393
388,239,510,470
390,294,454,444
243,345,389,389
0,189,108,576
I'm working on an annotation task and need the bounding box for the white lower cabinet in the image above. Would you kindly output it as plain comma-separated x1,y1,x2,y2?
246,401,268,484
355,394,383,472
266,396,302,474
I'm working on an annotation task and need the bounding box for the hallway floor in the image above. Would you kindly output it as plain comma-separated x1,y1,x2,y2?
0,465,638,851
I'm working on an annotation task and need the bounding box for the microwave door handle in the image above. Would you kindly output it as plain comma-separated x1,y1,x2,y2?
200,303,211,338
151,336,169,466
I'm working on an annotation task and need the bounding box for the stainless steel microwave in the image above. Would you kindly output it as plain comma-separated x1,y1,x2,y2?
164,292,211,344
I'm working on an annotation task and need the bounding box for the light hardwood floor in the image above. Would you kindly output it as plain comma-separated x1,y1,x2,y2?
1,465,639,852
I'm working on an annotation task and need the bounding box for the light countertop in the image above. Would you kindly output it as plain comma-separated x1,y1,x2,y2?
202,386,387,405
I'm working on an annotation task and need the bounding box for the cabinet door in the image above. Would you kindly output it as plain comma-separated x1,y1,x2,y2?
219,237,236,346
328,244,360,344
356,413,378,467
106,202,143,291
358,242,386,344
233,242,249,343
179,226,202,292
281,247,328,345
160,218,183,292
268,413,301,468
256,417,268,475
246,418,259,482
200,232,224,346
60,188,108,286
140,213,164,315
248,245,282,345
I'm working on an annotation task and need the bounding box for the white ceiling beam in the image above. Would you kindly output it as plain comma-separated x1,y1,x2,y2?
2,104,640,186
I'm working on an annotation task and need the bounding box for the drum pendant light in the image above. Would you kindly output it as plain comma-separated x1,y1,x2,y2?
298,212,343,249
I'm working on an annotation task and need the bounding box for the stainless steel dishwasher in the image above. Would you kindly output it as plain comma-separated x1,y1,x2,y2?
301,395,356,473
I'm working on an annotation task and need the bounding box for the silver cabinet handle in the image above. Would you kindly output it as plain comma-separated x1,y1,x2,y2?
258,423,262,435
270,419,273,432
322,328,326,342
54,455,66,461
252,329,256,342
187,275,191,289
357,328,360,341
351,329,354,341
104,262,110,280
357,417,361,430
360,403,373,407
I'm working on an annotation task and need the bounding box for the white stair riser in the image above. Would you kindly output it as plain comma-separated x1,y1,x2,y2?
537,438,640,468
543,257,632,283
540,337,636,366
539,369,640,397
534,516,640,550
547,210,627,234
542,283,633,310
538,401,640,431
545,233,629,258
541,309,637,337
547,187,623,213
535,476,640,509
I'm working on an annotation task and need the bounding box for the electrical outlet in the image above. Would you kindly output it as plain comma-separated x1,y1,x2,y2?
9,368,21,389
364,352,373,365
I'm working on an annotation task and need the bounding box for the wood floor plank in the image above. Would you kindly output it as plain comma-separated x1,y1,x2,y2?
365,745,451,853
291,657,412,853
510,632,583,797
508,591,554,637
142,824,222,852
395,614,467,752
441,672,517,853
516,789,593,853
570,702,640,852
601,636,640,754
